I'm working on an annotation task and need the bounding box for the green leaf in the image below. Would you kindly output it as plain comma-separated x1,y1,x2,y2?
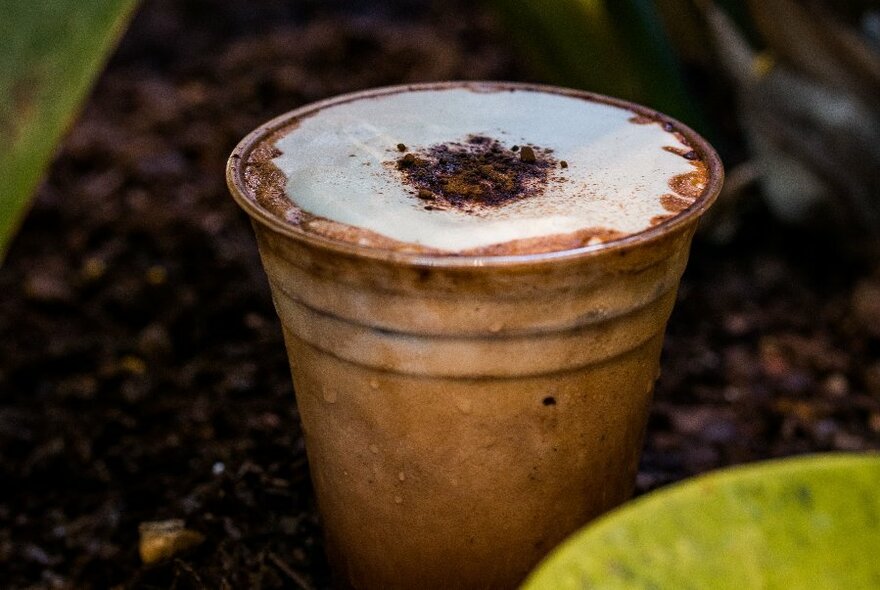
489,0,708,131
523,453,880,589
0,0,139,261
490,1,639,99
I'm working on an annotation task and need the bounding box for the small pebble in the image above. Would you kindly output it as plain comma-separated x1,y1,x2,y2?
138,520,204,564
723,313,751,336
138,323,172,357
822,373,849,398
82,258,107,281
120,355,147,376
146,265,167,285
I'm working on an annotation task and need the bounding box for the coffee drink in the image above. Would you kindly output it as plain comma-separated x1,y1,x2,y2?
228,82,722,590
243,83,709,255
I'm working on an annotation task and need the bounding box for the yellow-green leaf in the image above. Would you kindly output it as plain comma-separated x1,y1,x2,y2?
0,1,139,261
523,453,880,589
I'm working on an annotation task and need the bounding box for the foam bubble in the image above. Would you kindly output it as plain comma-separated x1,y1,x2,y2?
268,86,706,253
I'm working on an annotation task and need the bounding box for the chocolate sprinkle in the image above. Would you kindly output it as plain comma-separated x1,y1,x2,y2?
392,134,557,211
397,153,417,168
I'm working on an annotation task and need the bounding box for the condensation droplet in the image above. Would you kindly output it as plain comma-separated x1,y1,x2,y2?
369,379,379,390
398,471,406,482
489,321,504,333
322,388,338,404
369,444,379,454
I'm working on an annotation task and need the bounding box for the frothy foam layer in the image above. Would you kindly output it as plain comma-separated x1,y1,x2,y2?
249,85,709,254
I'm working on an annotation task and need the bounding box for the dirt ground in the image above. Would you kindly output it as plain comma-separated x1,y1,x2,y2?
2,1,879,588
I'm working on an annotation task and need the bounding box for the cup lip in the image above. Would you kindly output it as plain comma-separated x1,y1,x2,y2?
226,81,724,268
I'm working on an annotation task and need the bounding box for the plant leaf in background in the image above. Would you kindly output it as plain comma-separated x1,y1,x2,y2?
703,0,880,234
489,0,708,132
748,0,880,108
0,0,139,262
491,0,880,238
523,454,880,589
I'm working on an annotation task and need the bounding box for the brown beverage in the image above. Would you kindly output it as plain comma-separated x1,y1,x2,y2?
226,82,722,589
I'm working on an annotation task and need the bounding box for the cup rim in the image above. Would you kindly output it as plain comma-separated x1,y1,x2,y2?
226,81,724,268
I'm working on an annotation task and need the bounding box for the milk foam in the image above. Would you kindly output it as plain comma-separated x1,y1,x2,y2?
271,86,702,252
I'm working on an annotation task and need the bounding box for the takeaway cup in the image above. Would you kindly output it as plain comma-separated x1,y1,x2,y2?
226,82,723,589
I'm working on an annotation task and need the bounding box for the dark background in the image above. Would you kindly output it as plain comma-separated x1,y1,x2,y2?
1,0,879,587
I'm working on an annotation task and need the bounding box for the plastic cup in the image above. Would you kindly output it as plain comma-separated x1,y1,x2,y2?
226,82,723,589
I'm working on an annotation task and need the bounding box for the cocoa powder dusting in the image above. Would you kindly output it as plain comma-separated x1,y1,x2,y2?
243,117,713,254
244,130,438,253
669,162,709,200
391,135,557,212
650,214,675,227
662,143,708,206
628,115,655,125
661,193,694,214
663,145,691,158
460,226,625,255
244,137,292,216
630,118,709,218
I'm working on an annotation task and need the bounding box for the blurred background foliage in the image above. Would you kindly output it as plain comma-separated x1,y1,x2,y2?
491,0,880,242
2,0,879,257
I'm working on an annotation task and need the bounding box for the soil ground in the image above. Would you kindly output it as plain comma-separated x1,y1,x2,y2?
2,1,879,588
